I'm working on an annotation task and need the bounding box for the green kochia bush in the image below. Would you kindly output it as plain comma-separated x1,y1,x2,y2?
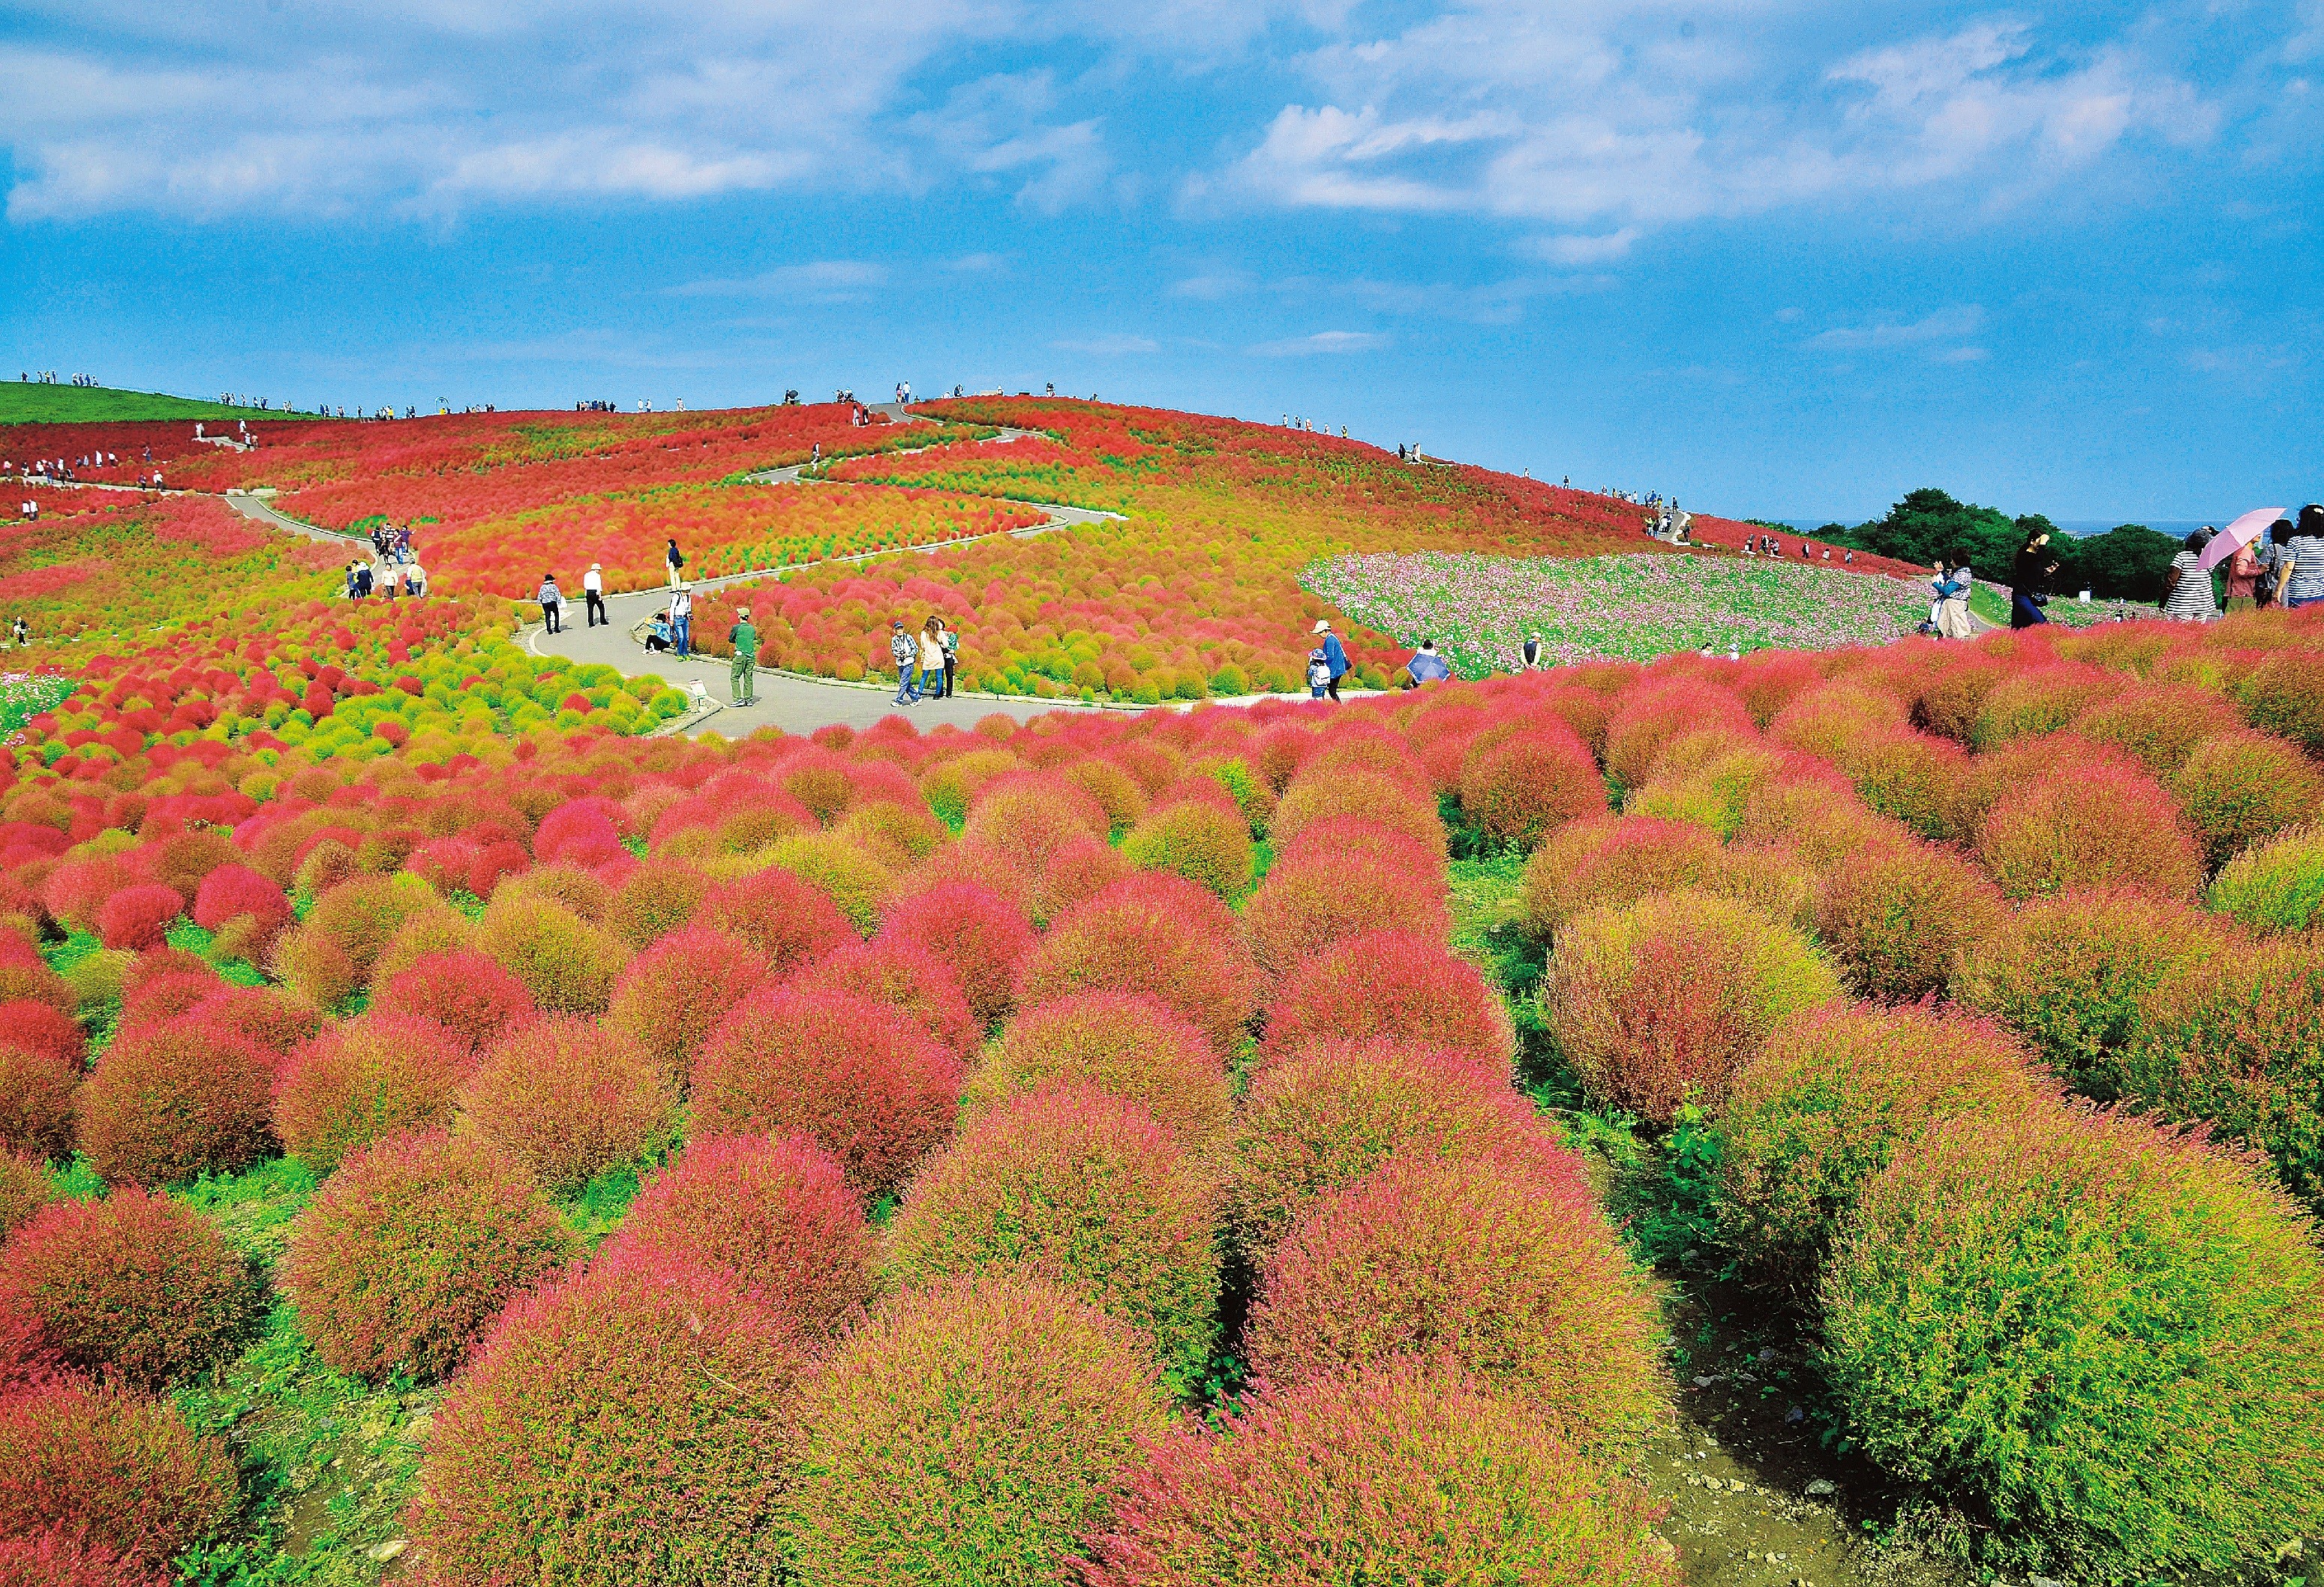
783,1272,1174,1587
2207,824,2324,934
1820,1106,2324,1576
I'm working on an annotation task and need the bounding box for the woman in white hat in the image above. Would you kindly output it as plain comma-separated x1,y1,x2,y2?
1311,619,1349,703
584,562,606,627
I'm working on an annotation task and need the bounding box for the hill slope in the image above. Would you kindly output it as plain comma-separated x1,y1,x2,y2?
0,381,308,424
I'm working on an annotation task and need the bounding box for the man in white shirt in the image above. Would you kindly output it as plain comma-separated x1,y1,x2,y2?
670,584,693,658
583,563,606,628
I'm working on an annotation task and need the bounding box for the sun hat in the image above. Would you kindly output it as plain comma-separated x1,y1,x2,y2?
1312,620,1332,634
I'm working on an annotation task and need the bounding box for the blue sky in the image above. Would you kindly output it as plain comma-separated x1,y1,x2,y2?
1,1,2316,523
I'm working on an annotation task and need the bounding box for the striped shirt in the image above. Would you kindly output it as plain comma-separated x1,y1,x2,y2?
2163,550,2217,620
2286,537,2324,604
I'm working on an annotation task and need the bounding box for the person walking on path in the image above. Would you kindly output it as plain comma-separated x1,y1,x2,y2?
939,620,959,697
2280,506,2324,609
1521,633,1543,669
670,584,693,658
728,607,758,706
1939,555,1974,639
2010,530,2057,629
890,620,921,705
918,618,946,700
538,573,563,634
665,538,685,590
1311,619,1350,703
2162,530,2221,622
583,563,606,627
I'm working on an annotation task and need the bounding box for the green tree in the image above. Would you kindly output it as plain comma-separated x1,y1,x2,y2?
1822,491,2184,602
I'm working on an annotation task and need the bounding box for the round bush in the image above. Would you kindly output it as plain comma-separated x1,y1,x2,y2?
836,799,950,869
962,773,1112,877
693,984,962,1198
1954,888,2239,1096
368,897,482,985
1257,929,1513,1074
0,1152,50,1239
602,856,710,950
419,1252,812,1586
1030,832,1134,927
595,1133,874,1342
2120,938,2324,1207
2074,683,2241,778
457,1016,678,1192
76,1014,275,1186
1969,662,2122,750
765,831,893,934
1272,810,1445,884
605,924,767,1088
1975,752,2201,901
1515,814,1720,941
1065,758,1150,832
1821,1106,2324,1576
92,886,182,953
798,937,978,1060
783,1272,1174,1587
0,1186,260,1389
0,1044,77,1161
477,892,631,1016
2172,729,2324,871
0,1529,172,1587
0,1380,237,1570
116,970,221,1034
1270,769,1444,859
370,946,538,1053
1713,1004,2046,1292
281,1128,571,1383
0,1000,84,1070
0,952,74,1018
1247,1152,1662,1461
1240,844,1448,980
1119,800,1254,899
2208,824,2324,934
2236,648,2324,754
1227,1040,1556,1256
184,982,322,1058
1602,676,1755,790
1458,723,1607,850
1079,1366,1673,1587
303,872,435,984
699,864,852,972
1015,875,1261,1054
1812,842,2006,1003
887,1085,1221,1394
965,992,1229,1148
875,880,1034,1028
272,1012,474,1174
1843,725,1980,842
1543,890,1840,1125
191,862,292,938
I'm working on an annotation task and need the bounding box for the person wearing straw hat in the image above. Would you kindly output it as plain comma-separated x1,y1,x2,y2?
1311,618,1350,703
583,562,606,627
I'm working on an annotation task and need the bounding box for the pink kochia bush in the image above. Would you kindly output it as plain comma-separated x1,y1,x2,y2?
1256,929,1513,1074
692,984,963,1198
1239,841,1450,980
281,1129,571,1384
1245,1153,1665,1463
1013,874,1262,1054
605,925,768,1087
272,1012,474,1174
0,1528,174,1587
455,1016,679,1193
0,1380,239,1572
0,1187,261,1390
1078,1366,1674,1587
418,1253,813,1586
876,879,1033,1028
595,1133,875,1344
1975,750,2202,901
191,863,290,937
700,865,853,972
93,885,184,952
75,1014,277,1186
782,1273,1175,1587
965,991,1230,1148
369,949,538,1054
1458,722,1606,850
798,937,979,1060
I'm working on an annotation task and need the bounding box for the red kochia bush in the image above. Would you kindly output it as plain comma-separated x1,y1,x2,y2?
273,1012,474,1174
962,772,1113,877
0,1152,50,1240
1269,769,1446,860
966,991,1230,1147
185,984,323,1058
1458,723,1606,850
1245,1151,1663,1460
1014,875,1262,1054
0,1188,260,1389
797,937,977,1060
93,885,182,952
190,863,290,936
419,1253,812,1586
457,1016,679,1193
692,985,962,1198
1078,1365,1673,1587
596,1133,875,1343
1256,929,1513,1074
116,971,222,1033
1602,675,1755,788
0,1044,80,1160
2237,648,2324,754
1515,814,1722,940
370,948,538,1054
699,865,852,973
1227,1040,1557,1254
886,1085,1222,1395
0,1000,83,1068
75,1015,275,1186
783,1273,1174,1587
606,925,767,1088
1813,842,2007,1004
1976,752,2202,901
2172,730,2324,871
0,1380,238,1570
1241,844,1449,980
0,1529,173,1587
875,879,1034,1028
281,1129,572,1384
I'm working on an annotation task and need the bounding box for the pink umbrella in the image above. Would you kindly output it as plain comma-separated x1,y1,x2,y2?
2200,506,2287,572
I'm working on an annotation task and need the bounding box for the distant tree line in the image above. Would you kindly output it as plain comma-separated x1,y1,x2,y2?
1815,488,2182,602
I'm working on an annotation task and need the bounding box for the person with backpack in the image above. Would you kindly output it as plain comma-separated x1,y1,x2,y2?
537,573,563,634
890,620,921,705
1305,646,1330,699
728,607,758,706
665,538,685,589
918,618,947,699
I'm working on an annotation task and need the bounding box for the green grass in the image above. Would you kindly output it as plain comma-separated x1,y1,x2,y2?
0,382,313,424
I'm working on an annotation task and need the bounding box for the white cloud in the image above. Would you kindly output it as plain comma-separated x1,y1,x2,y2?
1521,229,1638,266
1052,334,1160,354
1808,304,1988,351
1251,329,1389,356
666,260,889,301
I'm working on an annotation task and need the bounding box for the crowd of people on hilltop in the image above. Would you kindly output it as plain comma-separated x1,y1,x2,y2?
18,371,93,386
